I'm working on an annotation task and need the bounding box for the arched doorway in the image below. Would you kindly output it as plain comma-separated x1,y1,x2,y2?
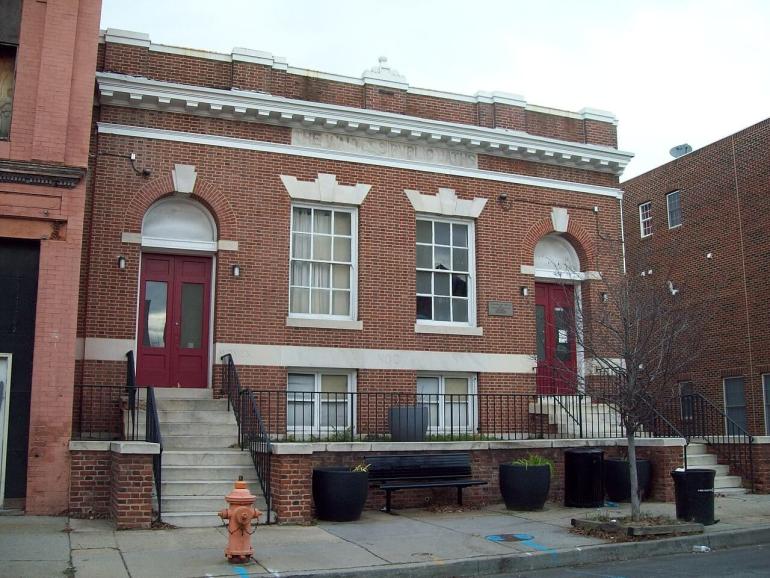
533,234,580,394
136,197,217,388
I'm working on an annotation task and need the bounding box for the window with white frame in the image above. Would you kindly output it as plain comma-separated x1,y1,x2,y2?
287,371,354,434
290,205,355,318
762,373,770,435
416,374,477,433
667,190,682,228
724,376,748,435
416,217,474,324
639,201,652,238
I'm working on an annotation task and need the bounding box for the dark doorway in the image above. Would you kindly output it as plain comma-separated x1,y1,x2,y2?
0,239,39,500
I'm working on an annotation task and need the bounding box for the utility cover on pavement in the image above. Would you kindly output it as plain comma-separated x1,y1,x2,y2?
486,533,534,542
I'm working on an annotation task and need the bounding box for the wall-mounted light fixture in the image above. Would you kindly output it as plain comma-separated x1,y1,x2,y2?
520,286,529,297
231,264,241,278
600,292,608,303
498,192,508,202
117,256,126,270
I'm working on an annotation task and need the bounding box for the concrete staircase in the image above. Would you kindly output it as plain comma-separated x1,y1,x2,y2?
685,442,747,495
154,388,271,528
530,396,634,438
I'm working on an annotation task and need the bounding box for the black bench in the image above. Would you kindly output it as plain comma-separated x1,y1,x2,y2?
366,453,487,513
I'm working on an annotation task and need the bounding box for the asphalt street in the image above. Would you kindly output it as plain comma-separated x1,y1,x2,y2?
485,543,770,577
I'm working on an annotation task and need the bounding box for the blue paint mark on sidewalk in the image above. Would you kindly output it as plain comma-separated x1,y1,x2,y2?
232,566,250,577
486,532,558,559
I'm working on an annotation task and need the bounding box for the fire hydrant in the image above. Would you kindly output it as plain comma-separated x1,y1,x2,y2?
218,476,262,563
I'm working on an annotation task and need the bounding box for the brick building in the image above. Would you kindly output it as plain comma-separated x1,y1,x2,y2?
65,28,651,524
0,0,101,513
623,119,770,437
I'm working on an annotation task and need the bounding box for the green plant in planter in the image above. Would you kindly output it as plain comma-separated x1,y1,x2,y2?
511,454,554,475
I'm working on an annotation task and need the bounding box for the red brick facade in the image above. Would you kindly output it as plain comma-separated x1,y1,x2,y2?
0,0,101,513
623,119,770,435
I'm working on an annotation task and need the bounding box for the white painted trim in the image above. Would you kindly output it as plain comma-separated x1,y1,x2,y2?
286,318,363,330
103,28,150,48
217,240,239,251
414,324,483,336
97,123,625,199
141,237,218,253
215,343,535,373
150,43,231,62
69,441,111,451
280,173,371,205
520,265,536,276
405,188,487,218
110,441,161,455
83,338,135,361
96,73,633,175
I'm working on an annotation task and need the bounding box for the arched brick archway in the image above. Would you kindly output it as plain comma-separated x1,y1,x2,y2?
521,216,595,270
122,174,238,241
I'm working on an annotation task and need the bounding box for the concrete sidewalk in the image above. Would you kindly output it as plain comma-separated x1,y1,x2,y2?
2,494,770,578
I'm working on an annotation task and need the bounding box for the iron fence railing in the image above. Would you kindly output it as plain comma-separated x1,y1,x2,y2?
680,392,754,491
221,354,273,523
145,386,163,521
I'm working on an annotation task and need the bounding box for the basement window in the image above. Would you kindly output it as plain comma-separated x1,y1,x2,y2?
0,44,16,140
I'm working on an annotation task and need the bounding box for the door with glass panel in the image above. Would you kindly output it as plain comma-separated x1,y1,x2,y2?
137,254,211,388
535,282,577,394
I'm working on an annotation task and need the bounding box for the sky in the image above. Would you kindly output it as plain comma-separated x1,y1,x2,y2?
100,0,770,180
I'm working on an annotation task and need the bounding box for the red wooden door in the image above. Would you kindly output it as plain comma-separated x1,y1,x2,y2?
137,254,211,388
535,282,577,394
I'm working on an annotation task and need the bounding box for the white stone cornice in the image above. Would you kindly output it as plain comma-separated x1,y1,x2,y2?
98,122,625,199
96,73,633,175
361,56,408,90
103,28,150,48
406,188,487,219
280,173,371,205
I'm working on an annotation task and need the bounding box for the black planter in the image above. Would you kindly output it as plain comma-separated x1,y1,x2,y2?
312,467,369,522
389,405,429,442
604,458,652,502
499,463,551,510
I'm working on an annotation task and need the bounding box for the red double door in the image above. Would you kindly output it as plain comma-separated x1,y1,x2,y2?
535,282,577,394
137,254,211,388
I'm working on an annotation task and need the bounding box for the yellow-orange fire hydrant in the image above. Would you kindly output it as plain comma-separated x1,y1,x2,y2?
218,476,262,563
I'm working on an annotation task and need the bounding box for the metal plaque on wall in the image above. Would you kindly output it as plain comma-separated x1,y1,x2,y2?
488,301,514,317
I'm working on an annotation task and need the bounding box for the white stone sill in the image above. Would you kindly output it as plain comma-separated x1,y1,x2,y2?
270,437,686,455
69,440,161,454
414,323,484,336
286,317,363,330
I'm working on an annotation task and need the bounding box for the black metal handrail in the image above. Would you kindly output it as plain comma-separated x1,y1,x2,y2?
145,386,163,521
681,393,754,491
639,395,689,468
221,353,273,523
126,351,139,441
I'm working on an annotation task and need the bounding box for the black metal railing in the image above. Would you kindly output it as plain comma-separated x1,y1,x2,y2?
72,383,127,440
221,354,273,523
145,386,163,521
680,393,754,491
126,351,139,440
219,388,686,443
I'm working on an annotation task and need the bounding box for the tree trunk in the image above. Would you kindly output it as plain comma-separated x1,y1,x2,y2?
627,432,641,522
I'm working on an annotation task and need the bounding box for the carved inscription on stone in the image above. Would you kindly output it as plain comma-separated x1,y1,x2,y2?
292,128,478,169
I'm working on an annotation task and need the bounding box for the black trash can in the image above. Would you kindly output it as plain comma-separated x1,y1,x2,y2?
564,448,604,507
671,468,717,525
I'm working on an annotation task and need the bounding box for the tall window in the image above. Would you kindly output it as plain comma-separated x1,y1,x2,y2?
287,371,354,435
0,45,17,139
290,205,355,318
639,201,652,238
417,374,476,433
724,377,747,435
667,190,682,228
762,373,770,435
416,217,474,324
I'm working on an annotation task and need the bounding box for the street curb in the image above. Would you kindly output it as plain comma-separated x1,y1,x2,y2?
265,525,770,578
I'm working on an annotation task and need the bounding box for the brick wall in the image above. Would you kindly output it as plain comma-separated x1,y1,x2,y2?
109,452,154,529
269,443,683,524
69,449,111,517
623,119,770,435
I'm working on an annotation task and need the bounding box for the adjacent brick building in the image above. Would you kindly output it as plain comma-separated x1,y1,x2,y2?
623,119,770,436
76,28,632,429
0,0,101,513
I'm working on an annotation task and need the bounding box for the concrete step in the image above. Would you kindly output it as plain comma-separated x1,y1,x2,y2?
161,509,275,528
154,388,214,400
160,422,238,436
686,444,709,456
161,495,267,513
158,410,237,424
686,463,729,476
714,475,743,489
716,486,749,496
156,399,230,411
685,453,718,466
162,450,253,467
162,435,238,450
162,479,260,496
163,465,256,482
